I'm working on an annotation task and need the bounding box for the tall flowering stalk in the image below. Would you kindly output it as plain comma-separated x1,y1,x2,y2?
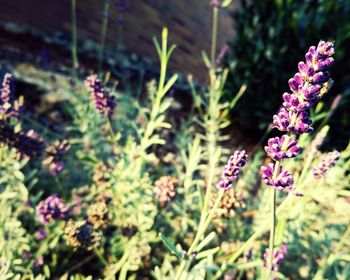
260,40,335,278
174,151,247,279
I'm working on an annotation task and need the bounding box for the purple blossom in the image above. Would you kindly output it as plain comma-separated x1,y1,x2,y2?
261,163,293,192
42,140,70,175
263,243,288,272
35,194,68,225
265,135,301,161
217,150,248,190
273,108,313,134
210,0,221,7
85,75,116,117
313,151,340,179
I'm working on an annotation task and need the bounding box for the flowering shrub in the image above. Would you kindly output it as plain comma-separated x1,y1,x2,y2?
0,1,349,280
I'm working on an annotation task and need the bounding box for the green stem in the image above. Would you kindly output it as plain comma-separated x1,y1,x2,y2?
210,7,219,68
174,189,224,280
107,117,116,142
94,248,108,266
268,188,277,278
98,0,110,72
71,0,79,76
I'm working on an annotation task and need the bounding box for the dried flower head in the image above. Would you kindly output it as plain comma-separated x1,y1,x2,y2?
64,220,100,250
87,201,109,229
263,243,288,272
43,140,70,175
210,188,246,218
217,150,248,190
265,135,301,161
35,194,68,224
261,163,293,192
85,74,116,116
313,150,340,179
154,176,179,207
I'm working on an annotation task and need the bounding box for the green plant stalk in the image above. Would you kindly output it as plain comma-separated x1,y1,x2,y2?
174,188,225,280
267,188,277,279
94,248,108,266
71,0,79,75
140,29,168,152
210,7,219,68
98,0,110,72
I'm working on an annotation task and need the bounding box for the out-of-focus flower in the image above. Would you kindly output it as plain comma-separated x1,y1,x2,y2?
35,228,46,240
0,121,46,158
263,243,288,273
273,108,313,134
154,176,179,207
210,188,246,218
34,257,44,268
43,140,70,175
64,220,100,250
87,201,109,229
35,194,68,225
261,163,293,192
217,150,248,190
85,74,116,117
265,135,301,161
0,73,23,120
93,162,112,189
210,0,221,7
313,151,340,179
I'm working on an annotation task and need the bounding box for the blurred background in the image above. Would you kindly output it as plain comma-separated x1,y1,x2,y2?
0,0,349,149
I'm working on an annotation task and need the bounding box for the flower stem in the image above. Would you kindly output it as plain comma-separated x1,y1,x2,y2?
71,0,79,76
210,7,219,68
268,188,277,278
174,188,225,280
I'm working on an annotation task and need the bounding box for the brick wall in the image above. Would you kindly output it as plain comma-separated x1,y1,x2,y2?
0,0,235,82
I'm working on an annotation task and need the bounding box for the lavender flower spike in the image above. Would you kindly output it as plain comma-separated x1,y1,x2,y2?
263,243,288,272
261,163,293,192
85,74,116,117
217,150,248,190
35,194,68,224
265,135,301,161
313,150,340,179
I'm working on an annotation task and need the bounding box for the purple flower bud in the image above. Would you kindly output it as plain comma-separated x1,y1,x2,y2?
273,108,313,134
265,135,301,161
0,73,23,120
288,73,304,92
217,150,248,190
313,151,340,179
312,71,330,83
261,163,293,191
282,93,315,112
317,40,335,57
298,62,315,80
35,194,68,224
35,228,46,240
85,75,116,117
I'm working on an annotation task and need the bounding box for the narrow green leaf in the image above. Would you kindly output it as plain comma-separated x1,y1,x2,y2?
159,232,182,258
